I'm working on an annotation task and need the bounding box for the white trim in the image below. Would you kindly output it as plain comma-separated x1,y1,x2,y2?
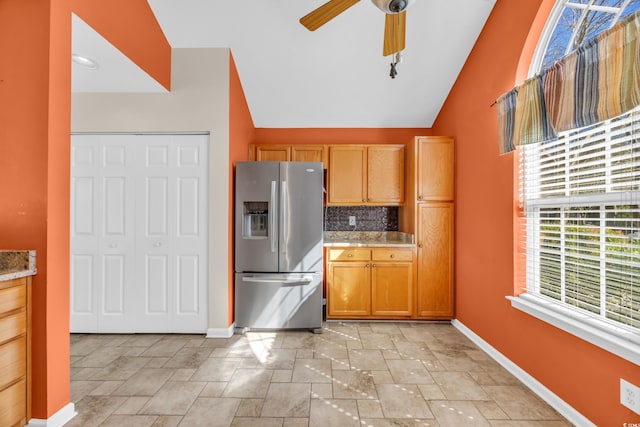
507,293,640,366
451,319,597,427
26,403,76,427
206,323,234,338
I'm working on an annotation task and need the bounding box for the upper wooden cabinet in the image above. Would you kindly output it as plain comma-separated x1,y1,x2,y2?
417,136,454,201
253,144,290,162
327,146,366,204
327,145,404,206
291,145,326,164
250,144,327,166
367,145,405,205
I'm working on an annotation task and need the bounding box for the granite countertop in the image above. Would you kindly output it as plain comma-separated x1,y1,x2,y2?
324,231,415,247
0,250,37,281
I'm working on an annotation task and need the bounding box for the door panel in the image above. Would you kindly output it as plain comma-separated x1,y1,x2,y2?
102,254,125,314
178,255,199,313
279,162,324,273
417,203,454,318
145,255,168,314
71,133,208,333
70,138,99,332
99,138,136,332
178,178,199,236
235,162,280,272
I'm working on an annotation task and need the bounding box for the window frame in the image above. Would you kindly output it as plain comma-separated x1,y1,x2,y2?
509,0,640,366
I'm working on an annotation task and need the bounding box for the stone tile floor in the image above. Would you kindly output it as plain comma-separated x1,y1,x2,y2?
69,322,573,426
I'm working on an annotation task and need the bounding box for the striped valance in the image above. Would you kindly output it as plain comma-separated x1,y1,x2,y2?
497,10,640,154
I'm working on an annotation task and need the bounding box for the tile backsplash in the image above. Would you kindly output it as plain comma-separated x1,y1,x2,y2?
323,206,398,231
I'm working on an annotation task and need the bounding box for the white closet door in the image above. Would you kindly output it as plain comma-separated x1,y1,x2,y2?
70,133,208,333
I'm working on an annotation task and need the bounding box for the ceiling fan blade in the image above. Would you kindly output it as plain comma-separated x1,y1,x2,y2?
300,0,360,31
383,11,406,56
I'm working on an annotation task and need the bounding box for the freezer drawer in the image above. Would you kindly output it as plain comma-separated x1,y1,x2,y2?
234,273,322,332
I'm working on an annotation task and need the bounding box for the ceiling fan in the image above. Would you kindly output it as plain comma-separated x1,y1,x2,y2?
300,0,415,77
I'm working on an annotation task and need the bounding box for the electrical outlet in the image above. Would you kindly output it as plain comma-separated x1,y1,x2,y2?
621,378,640,414
348,216,356,226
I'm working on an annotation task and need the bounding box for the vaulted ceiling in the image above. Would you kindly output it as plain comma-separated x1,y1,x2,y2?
72,0,496,128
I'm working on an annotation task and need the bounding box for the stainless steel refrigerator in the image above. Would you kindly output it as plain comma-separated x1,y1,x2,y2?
234,161,323,333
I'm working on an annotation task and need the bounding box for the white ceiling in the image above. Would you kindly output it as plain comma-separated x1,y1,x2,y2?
72,0,496,128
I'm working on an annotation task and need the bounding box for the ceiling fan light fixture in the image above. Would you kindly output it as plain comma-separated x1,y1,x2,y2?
72,54,99,70
371,0,414,14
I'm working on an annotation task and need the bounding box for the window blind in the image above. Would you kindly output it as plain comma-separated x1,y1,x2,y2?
521,106,640,330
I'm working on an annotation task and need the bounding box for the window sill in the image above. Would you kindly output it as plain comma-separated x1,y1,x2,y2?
507,293,640,366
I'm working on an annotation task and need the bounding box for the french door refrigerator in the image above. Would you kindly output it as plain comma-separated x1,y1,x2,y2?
234,161,324,333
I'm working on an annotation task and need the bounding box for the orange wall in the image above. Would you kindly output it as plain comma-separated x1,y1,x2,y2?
431,0,640,424
229,52,256,325
71,0,172,90
254,128,431,145
0,0,72,418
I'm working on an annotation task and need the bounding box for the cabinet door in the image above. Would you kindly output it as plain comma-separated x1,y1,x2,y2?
417,137,454,201
417,203,454,318
371,262,413,317
327,262,370,317
255,145,291,161
367,145,405,205
328,146,366,204
291,145,326,166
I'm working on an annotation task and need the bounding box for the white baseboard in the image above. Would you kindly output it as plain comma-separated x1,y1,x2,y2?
451,319,596,427
27,402,76,427
206,323,234,338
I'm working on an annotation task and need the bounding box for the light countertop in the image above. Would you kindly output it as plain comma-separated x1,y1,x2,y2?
0,250,36,281
324,231,415,248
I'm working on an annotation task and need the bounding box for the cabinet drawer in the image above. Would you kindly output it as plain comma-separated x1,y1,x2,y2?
0,311,26,344
0,285,26,315
372,248,413,262
328,248,371,261
0,337,26,388
0,377,26,427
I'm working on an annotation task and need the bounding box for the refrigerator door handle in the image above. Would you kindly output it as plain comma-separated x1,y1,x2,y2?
281,180,288,254
270,181,277,253
241,276,313,284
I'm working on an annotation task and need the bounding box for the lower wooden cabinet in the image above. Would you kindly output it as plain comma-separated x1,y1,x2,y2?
328,261,371,317
0,277,31,427
327,247,414,319
371,262,413,317
416,203,454,318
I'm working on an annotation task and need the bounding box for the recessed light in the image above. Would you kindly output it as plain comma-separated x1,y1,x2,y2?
72,54,99,70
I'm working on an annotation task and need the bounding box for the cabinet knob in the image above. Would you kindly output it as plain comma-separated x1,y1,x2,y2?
347,253,353,257
372,263,376,268
418,195,423,201
390,254,395,258
418,243,423,248
365,264,370,268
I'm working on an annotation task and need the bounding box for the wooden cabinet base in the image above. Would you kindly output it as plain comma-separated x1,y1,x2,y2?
0,277,31,427
0,378,26,427
327,247,415,320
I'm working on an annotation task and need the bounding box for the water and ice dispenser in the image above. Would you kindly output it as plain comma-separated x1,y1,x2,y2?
242,201,269,238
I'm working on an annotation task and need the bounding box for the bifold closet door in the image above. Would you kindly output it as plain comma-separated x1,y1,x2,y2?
70,133,208,333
